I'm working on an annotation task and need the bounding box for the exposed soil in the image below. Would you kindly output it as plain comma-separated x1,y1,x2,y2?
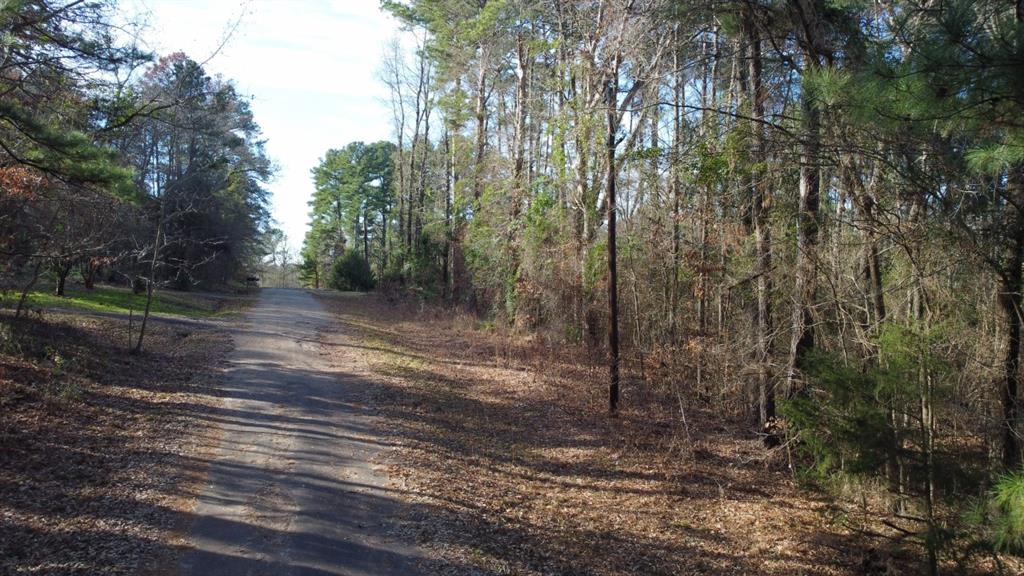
316,292,922,576
0,310,233,575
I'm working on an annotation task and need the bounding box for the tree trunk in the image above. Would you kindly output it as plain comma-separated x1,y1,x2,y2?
416,73,431,242
443,130,453,299
857,187,886,327
669,26,683,340
472,47,489,203
407,129,418,249
15,260,44,318
785,64,822,397
54,259,72,297
1000,167,1024,468
380,209,388,277
746,11,775,427
83,259,97,290
513,35,529,187
362,210,370,266
134,219,162,354
572,66,595,343
605,73,621,416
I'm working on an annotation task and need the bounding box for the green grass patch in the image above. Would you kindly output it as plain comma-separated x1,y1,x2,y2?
3,285,224,318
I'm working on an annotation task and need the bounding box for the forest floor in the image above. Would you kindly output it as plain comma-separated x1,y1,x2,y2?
3,288,1013,575
317,292,980,576
0,291,246,575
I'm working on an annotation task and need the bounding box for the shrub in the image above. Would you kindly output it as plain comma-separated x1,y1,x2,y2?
972,469,1024,555
329,250,375,292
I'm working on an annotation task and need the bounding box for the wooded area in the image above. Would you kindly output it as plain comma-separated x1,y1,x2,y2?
0,0,273,351
300,0,1024,571
3,0,1024,573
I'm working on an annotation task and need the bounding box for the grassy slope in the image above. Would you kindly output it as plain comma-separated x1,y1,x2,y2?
4,285,235,318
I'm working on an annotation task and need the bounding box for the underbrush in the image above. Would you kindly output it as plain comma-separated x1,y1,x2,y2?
315,291,1024,575
318,293,868,575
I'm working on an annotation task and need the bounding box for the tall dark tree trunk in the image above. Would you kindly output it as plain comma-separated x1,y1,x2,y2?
1001,167,1024,468
605,73,621,416
858,189,886,327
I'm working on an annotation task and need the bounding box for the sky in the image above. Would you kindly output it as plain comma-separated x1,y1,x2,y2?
119,0,404,251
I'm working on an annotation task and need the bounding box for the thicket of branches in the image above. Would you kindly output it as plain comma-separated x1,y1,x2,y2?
298,0,1024,569
0,1,274,350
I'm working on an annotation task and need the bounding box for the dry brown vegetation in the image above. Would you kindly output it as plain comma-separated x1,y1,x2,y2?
317,292,930,576
0,309,234,575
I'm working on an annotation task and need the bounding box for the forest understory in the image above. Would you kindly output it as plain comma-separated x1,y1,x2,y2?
0,302,238,575
317,292,1020,576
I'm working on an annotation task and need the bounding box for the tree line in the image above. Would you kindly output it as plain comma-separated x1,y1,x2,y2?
302,0,1024,569
0,1,274,351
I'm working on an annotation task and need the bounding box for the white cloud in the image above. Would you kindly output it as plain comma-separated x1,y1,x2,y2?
118,0,403,247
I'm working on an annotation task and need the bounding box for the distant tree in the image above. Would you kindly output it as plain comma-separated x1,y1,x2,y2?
304,141,395,283
112,53,272,352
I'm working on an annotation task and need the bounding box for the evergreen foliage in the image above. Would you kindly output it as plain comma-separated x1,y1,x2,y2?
329,249,376,292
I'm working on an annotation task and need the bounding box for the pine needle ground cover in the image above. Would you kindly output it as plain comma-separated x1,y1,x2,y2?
317,293,914,575
0,310,234,575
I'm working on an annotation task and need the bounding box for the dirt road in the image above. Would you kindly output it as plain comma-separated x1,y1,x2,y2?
179,289,419,576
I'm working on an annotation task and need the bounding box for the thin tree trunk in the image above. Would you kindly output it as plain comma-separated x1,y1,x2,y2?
670,26,683,339
134,219,162,354
472,47,489,203
363,210,370,265
443,130,453,299
380,209,388,276
513,35,529,186
572,67,594,342
416,69,431,242
746,10,775,427
15,259,44,318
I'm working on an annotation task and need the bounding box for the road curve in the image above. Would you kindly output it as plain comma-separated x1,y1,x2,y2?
179,288,420,576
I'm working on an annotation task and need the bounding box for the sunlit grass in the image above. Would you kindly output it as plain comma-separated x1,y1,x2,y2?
2,285,221,318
